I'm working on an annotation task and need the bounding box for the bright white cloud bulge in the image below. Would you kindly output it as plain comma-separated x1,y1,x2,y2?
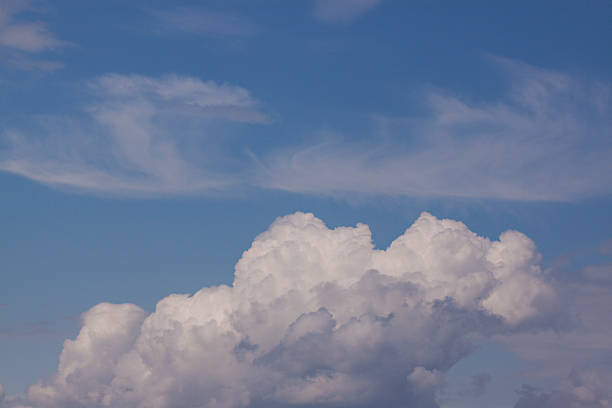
16,212,556,408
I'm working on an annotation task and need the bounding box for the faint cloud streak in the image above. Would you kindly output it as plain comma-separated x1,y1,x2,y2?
148,7,257,37
313,0,382,24
0,74,270,196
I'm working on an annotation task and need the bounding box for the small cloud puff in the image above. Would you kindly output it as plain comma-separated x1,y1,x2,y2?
0,0,68,71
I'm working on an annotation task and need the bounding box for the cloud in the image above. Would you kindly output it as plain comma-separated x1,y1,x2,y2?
450,372,492,398
4,58,609,201
148,7,257,37
599,240,612,256
0,74,270,196
313,0,382,24
581,263,612,283
514,368,612,408
466,372,492,397
490,243,612,408
9,212,557,408
407,366,444,391
255,57,612,201
0,20,64,52
0,0,68,70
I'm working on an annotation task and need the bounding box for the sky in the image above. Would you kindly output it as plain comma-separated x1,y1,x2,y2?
1,1,611,407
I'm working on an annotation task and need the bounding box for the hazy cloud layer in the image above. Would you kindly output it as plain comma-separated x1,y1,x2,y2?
257,58,612,201
7,212,559,408
313,0,382,24
0,74,269,196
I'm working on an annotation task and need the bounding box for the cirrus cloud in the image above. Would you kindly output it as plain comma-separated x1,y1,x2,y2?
0,74,270,196
2,58,611,201
256,57,612,201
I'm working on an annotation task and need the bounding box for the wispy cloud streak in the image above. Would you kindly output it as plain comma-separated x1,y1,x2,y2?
256,58,612,201
2,58,611,201
148,7,258,37
0,74,270,196
313,0,382,24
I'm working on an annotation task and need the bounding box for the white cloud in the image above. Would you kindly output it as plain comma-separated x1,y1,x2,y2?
0,21,64,52
4,58,609,201
256,58,612,201
462,373,492,398
0,74,270,196
407,367,444,391
492,245,612,408
0,0,68,70
12,212,556,408
313,0,382,24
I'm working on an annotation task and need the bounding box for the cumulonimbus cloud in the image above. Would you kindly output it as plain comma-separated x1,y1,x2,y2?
12,212,557,408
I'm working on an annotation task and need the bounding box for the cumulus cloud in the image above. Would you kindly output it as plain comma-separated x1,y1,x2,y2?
0,0,68,70
0,74,269,196
256,57,612,201
407,367,444,391
12,212,557,408
313,0,382,24
487,242,612,408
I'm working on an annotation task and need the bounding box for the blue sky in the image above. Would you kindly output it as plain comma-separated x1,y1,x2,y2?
1,1,612,408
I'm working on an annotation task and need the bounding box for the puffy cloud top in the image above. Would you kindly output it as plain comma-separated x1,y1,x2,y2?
24,212,556,408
